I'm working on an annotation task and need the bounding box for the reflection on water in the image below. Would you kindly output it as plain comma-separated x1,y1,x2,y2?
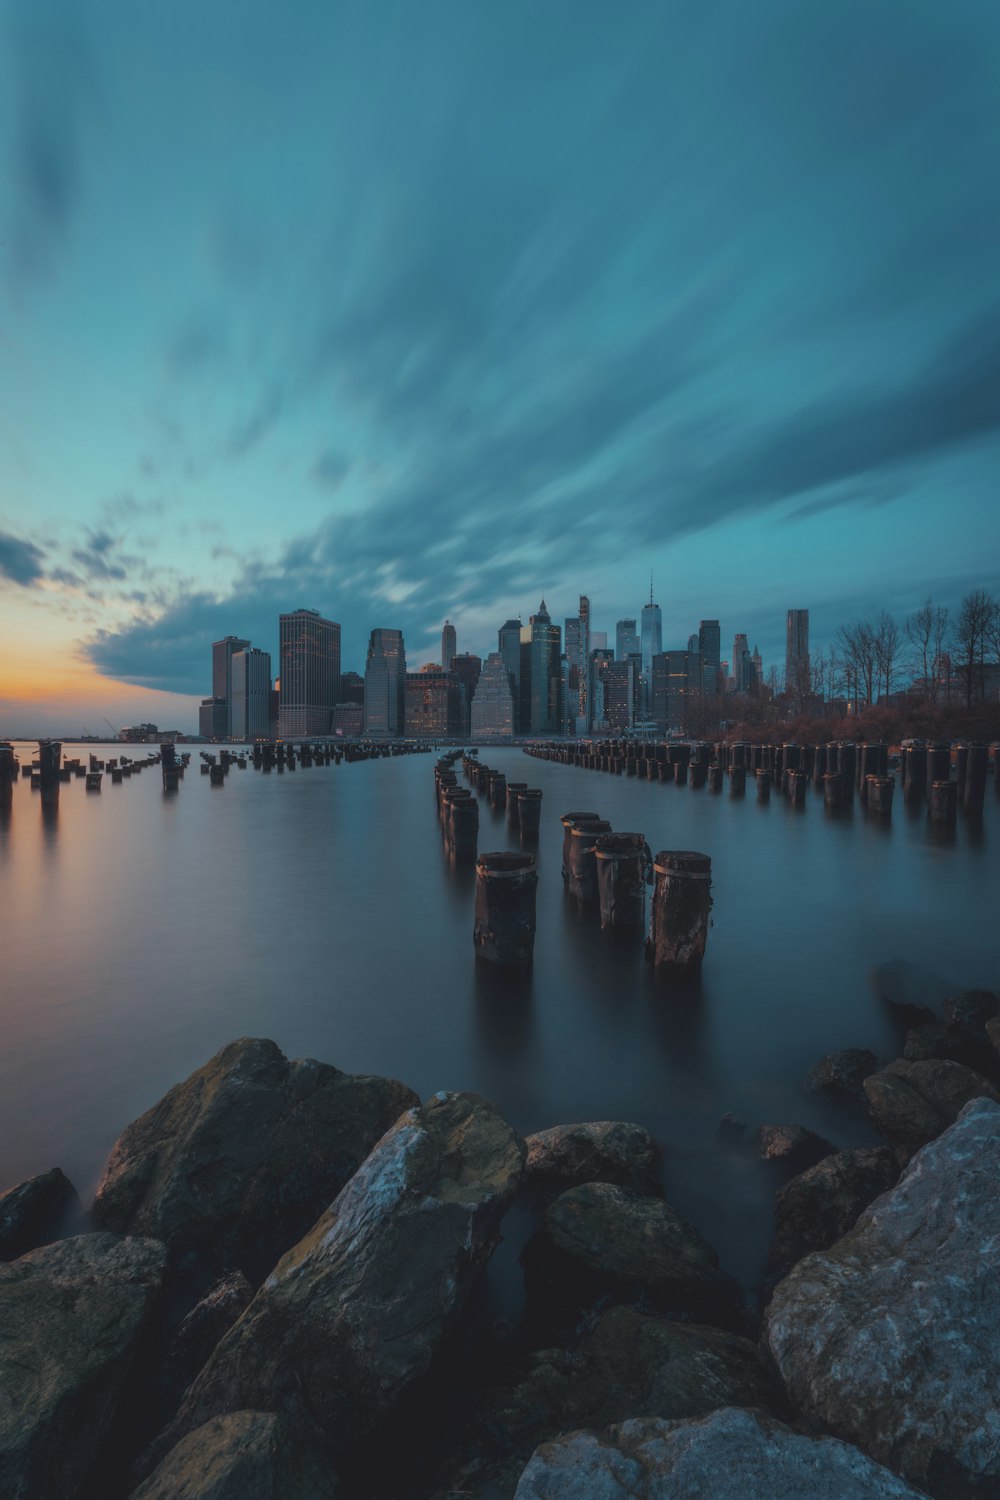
0,741,997,1297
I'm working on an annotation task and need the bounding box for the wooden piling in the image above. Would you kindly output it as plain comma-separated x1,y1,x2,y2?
595,832,651,932
929,779,957,825
474,852,538,967
646,850,713,975
566,818,613,905
756,769,771,802
963,744,988,816
561,812,601,879
516,788,543,839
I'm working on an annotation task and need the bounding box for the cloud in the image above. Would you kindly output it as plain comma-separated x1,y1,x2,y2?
311,450,351,491
0,531,45,585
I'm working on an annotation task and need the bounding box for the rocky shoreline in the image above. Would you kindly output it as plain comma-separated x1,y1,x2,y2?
2,993,1000,1499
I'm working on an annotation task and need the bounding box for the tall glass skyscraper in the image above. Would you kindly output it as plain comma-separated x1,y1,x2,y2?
471,653,515,739
364,628,406,738
698,619,721,698
522,600,561,735
640,582,662,718
786,609,810,693
212,634,250,735
278,611,340,738
440,620,457,671
498,618,522,727
615,619,639,661
230,647,272,740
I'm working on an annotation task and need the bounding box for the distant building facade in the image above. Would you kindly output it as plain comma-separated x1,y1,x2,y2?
616,619,639,661
441,620,457,672
199,697,228,739
652,650,701,733
451,653,482,737
364,628,406,738
331,703,363,737
212,635,251,736
521,600,562,735
471,653,515,739
404,669,462,739
230,647,272,740
498,619,522,728
640,587,663,717
698,620,721,698
278,610,340,737
786,609,810,694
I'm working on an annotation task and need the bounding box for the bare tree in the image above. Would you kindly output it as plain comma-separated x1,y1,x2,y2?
873,611,901,700
905,598,949,703
953,590,997,707
835,620,877,710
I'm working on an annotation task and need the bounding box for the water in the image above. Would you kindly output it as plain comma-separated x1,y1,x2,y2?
1,742,996,1302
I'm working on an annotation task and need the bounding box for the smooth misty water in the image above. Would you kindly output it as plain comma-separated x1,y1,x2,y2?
1,741,997,1302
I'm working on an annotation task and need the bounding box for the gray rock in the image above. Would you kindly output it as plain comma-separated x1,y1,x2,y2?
163,1271,254,1404
129,1411,339,1499
902,1022,984,1069
92,1037,418,1277
804,1047,879,1100
513,1407,926,1499
524,1121,661,1197
765,1098,1000,1497
943,989,999,1035
0,1167,80,1260
756,1122,834,1170
768,1146,899,1278
437,1307,782,1499
523,1182,740,1330
715,1111,746,1144
150,1092,525,1466
0,1232,167,1500
863,1057,1000,1155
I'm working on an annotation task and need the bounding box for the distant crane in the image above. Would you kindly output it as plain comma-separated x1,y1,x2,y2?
103,716,117,740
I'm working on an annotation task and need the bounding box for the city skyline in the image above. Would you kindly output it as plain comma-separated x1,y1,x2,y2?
2,2,1000,734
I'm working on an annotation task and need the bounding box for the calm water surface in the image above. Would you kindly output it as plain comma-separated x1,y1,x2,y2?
2,741,997,1299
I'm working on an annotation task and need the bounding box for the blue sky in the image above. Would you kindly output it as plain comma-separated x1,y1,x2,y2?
1,0,999,731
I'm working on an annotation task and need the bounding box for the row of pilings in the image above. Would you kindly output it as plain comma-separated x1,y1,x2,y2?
522,737,1000,825
434,749,713,976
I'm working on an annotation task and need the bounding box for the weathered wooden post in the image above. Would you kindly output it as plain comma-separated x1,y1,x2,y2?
209,763,225,786
756,768,771,802
953,745,969,797
658,758,674,782
812,745,828,786
161,741,179,792
595,832,651,932
474,852,537,967
566,818,613,905
823,773,843,809
838,744,856,799
646,850,713,975
903,746,926,803
516,788,543,840
963,745,988,816
708,765,722,792
488,772,507,810
867,775,894,816
38,740,62,803
561,812,601,878
0,742,16,808
506,782,528,828
689,758,707,789
787,770,806,805
730,764,746,796
448,794,480,858
926,744,950,794
929,779,957,825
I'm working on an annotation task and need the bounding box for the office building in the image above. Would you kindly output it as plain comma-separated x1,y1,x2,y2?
698,620,721,699
441,620,457,672
616,619,639,661
589,649,615,729
752,646,763,687
404,669,461,740
732,634,752,694
331,703,363,737
230,647,272,740
652,650,701,733
640,582,663,716
602,659,635,732
199,697,228,739
339,671,365,705
364,628,406,738
471,653,515,739
212,635,251,735
521,599,562,735
786,609,810,693
498,619,522,716
278,610,340,737
451,653,482,736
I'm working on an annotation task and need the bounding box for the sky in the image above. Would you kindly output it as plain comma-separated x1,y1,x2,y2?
1,0,999,734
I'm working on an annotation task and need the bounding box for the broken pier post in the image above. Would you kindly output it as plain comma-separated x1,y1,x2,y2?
595,832,651,932
646,850,713,976
473,851,538,968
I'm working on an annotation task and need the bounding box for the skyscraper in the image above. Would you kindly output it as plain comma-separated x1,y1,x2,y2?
616,619,639,662
732,634,751,694
523,599,562,735
652,649,701,733
698,620,721,698
440,620,457,672
403,668,461,739
212,635,251,735
278,611,340,738
498,619,522,727
471,653,515,739
786,609,810,694
640,580,662,718
450,653,482,737
231,647,272,740
576,595,591,733
364,628,406,738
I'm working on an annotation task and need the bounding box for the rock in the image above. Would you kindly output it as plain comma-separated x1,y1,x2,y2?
0,1232,167,1500
524,1121,661,1197
513,1407,927,1499
437,1307,783,1499
149,1092,525,1467
988,1016,1000,1061
129,1411,338,1499
863,1057,1000,1155
943,988,999,1035
768,1147,899,1278
163,1272,254,1405
902,1021,992,1074
715,1112,745,1144
0,1167,80,1260
755,1122,834,1171
764,1098,1000,1498
92,1038,418,1279
522,1182,740,1331
803,1047,878,1100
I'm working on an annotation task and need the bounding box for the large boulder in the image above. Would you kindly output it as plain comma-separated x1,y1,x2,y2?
513,1408,927,1499
149,1092,525,1467
0,1232,167,1500
437,1307,783,1499
91,1038,418,1278
162,1272,254,1406
803,1047,879,1100
768,1146,899,1278
129,1411,338,1499
755,1122,833,1170
765,1098,1000,1498
863,1057,1000,1156
524,1121,661,1198
523,1182,740,1330
0,1167,80,1260
943,989,998,1035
